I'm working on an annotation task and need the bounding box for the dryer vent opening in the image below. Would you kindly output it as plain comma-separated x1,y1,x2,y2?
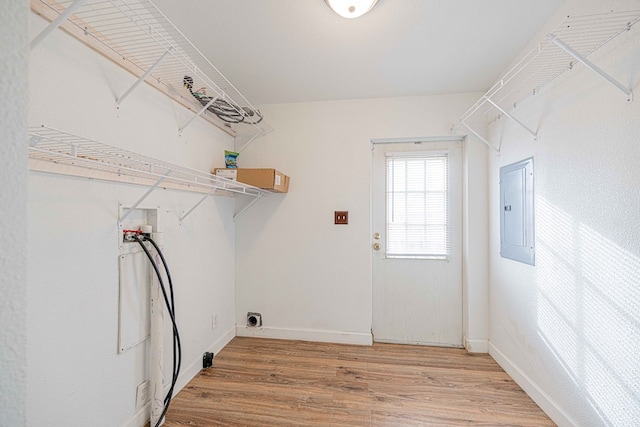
247,312,262,327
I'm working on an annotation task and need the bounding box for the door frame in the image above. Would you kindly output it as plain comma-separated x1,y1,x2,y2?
370,135,467,347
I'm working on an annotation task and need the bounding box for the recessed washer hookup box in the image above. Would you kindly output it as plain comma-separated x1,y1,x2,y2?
214,168,289,193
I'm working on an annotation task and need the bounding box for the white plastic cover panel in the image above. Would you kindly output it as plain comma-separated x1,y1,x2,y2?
500,157,535,265
118,251,150,353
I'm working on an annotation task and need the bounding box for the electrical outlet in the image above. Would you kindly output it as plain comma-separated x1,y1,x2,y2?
203,352,214,368
135,380,149,409
212,314,218,330
334,211,348,225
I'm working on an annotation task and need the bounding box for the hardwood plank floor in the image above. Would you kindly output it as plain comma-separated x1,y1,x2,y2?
163,337,555,426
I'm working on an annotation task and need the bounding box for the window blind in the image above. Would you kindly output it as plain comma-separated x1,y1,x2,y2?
385,152,449,259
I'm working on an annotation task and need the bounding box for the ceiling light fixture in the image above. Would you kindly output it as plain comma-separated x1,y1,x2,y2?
324,0,380,19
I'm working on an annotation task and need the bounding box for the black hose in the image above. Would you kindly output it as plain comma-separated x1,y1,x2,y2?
183,75,263,125
144,236,182,405
132,235,181,427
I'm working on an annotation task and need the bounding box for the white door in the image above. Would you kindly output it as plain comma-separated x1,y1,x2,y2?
371,139,462,347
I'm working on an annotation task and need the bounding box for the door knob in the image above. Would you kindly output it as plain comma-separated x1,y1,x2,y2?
373,232,381,240
372,242,381,250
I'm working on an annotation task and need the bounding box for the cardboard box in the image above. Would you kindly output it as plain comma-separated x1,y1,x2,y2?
214,168,289,193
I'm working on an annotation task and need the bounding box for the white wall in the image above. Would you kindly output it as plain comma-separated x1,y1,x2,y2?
235,94,489,348
29,2,640,426
487,3,640,425
463,135,490,352
27,13,237,427
0,0,28,426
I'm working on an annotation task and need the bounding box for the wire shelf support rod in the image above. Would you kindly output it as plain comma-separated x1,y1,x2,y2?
120,173,170,225
178,96,219,135
485,98,538,140
548,33,633,102
179,188,215,223
116,47,173,108
30,0,89,49
457,121,501,154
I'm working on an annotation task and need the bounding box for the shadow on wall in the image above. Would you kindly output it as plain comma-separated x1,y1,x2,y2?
536,196,640,426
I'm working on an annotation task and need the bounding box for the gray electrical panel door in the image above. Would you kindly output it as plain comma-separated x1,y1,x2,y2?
500,157,534,265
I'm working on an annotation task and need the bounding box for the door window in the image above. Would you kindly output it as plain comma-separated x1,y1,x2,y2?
385,152,449,259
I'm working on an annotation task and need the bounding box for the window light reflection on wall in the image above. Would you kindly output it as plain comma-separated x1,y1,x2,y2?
324,0,380,18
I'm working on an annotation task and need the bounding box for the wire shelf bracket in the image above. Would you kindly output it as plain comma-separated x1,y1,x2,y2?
233,194,264,221
456,121,501,154
28,125,269,227
452,9,640,151
178,96,219,135
548,33,633,102
30,0,273,143
116,47,173,108
30,0,88,49
179,188,215,224
120,174,169,224
485,97,538,140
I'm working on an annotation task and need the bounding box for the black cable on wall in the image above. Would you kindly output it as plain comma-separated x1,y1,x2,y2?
133,235,182,427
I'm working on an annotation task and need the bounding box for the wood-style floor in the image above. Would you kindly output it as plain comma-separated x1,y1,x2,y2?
164,337,555,426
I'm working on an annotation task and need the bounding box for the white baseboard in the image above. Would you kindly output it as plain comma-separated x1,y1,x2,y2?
464,336,488,353
120,327,236,427
488,343,577,427
120,403,150,427
373,337,464,348
175,327,235,392
236,325,373,346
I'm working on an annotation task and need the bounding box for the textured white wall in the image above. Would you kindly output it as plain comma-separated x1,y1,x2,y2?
487,3,640,425
235,94,489,347
27,12,237,427
0,0,28,426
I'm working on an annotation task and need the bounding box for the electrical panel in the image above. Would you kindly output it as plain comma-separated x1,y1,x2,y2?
500,158,535,265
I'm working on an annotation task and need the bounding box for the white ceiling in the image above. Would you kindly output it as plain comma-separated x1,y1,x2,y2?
152,0,566,105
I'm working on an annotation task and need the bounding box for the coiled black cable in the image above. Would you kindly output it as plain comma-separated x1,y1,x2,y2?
132,235,181,427
183,75,263,125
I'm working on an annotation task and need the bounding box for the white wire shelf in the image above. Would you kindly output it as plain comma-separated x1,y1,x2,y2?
28,126,267,221
30,0,272,147
454,9,640,152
